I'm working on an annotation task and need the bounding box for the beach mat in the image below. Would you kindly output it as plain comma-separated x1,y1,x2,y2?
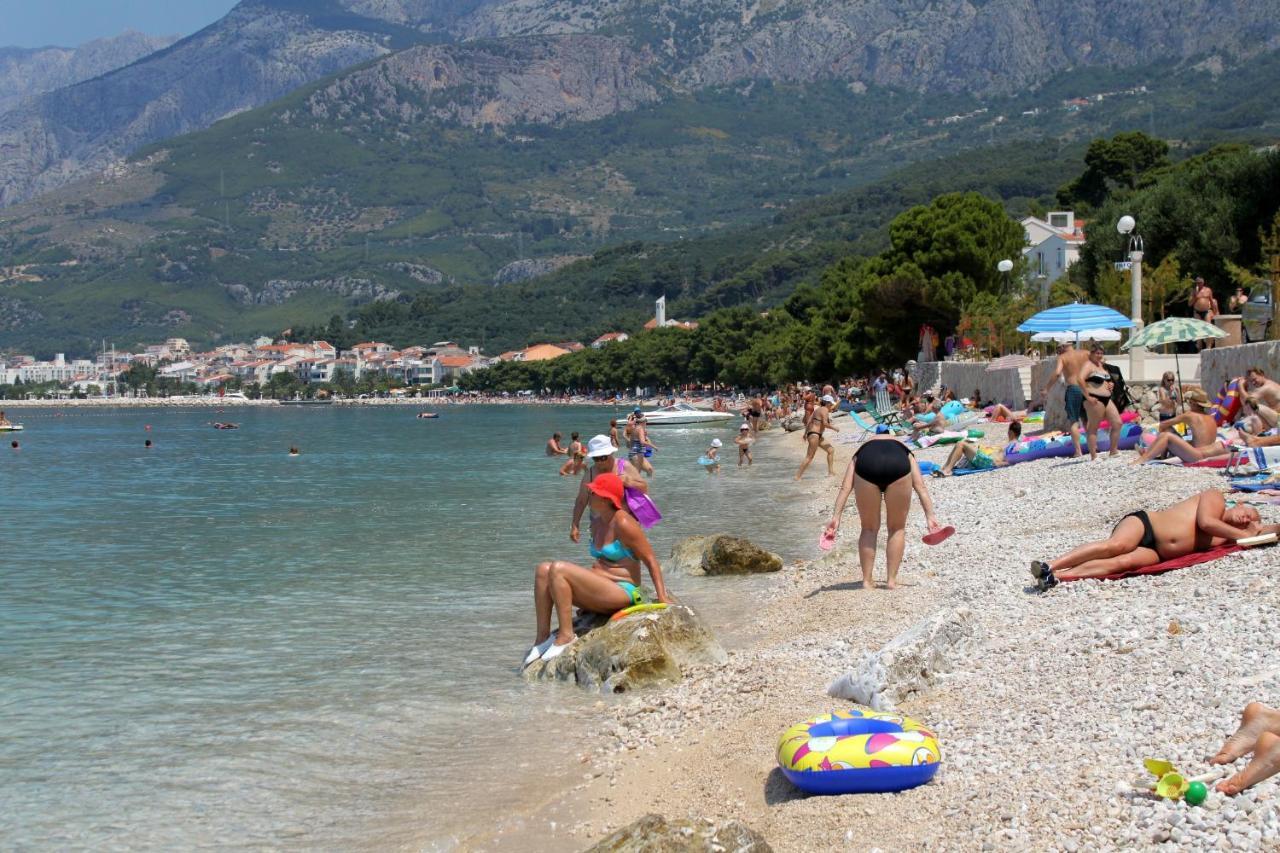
1059,544,1243,583
953,465,998,476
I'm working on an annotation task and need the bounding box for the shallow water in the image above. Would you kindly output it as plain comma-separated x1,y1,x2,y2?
0,405,815,849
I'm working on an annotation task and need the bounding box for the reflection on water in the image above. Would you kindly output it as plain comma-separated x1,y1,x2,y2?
0,405,813,847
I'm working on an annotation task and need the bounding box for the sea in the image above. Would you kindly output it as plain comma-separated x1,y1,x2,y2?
0,404,819,849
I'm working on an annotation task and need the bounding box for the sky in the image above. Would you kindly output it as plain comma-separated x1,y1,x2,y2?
0,0,239,48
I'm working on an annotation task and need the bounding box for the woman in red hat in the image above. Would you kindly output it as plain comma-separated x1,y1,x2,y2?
526,472,672,667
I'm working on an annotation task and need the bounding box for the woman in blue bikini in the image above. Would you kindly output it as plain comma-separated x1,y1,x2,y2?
526,472,672,666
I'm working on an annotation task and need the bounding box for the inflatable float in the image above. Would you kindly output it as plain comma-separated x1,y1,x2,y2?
1003,422,1144,465
778,707,941,794
916,428,984,449
697,455,718,467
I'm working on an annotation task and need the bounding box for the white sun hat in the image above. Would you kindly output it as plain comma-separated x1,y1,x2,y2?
586,434,618,457
711,438,722,447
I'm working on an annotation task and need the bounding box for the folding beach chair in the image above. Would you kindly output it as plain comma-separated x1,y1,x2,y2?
873,388,910,432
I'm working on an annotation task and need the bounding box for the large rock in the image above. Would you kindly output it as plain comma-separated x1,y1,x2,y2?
584,814,772,852
524,605,726,692
827,608,980,711
668,535,782,576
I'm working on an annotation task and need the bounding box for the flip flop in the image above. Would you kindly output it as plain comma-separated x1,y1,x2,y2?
818,528,837,551
922,525,955,546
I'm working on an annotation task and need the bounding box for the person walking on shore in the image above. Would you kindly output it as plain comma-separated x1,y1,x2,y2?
735,423,754,466
795,394,839,480
528,472,672,665
1038,342,1092,457
823,436,942,590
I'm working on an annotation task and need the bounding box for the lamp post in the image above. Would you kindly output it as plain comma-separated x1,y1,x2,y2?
1117,215,1145,379
997,258,1013,294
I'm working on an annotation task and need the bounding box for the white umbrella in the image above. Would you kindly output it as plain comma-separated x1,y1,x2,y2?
1030,328,1122,343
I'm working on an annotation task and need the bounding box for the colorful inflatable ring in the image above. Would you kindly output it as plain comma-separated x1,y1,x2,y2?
777,706,941,795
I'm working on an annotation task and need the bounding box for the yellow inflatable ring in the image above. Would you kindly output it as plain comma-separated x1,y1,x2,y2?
777,706,941,794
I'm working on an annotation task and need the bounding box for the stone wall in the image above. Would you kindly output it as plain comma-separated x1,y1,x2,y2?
912,361,1027,407
1199,341,1280,395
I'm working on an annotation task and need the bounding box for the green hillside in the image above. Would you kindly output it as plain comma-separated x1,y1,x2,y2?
2,50,1279,356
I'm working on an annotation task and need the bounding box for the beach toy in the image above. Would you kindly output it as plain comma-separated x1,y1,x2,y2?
922,525,955,546
698,455,717,467
819,528,837,551
1138,759,1222,805
609,602,667,621
616,460,662,529
1097,411,1140,429
777,706,941,795
1004,422,1143,465
643,446,654,458
916,460,939,475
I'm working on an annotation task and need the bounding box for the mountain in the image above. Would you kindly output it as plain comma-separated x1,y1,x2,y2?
0,32,179,114
1,1,1279,354
2,0,1278,207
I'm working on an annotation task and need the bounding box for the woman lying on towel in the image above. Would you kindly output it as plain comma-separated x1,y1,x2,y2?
1030,489,1279,591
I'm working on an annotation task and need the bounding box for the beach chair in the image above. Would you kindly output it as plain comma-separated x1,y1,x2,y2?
872,388,910,432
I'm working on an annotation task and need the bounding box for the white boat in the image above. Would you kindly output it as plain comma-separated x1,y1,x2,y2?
0,423,23,431
641,402,735,426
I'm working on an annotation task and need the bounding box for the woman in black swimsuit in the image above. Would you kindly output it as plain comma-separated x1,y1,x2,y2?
795,395,840,480
823,437,943,590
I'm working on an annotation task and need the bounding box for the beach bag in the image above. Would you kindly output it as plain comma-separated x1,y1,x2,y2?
617,460,662,528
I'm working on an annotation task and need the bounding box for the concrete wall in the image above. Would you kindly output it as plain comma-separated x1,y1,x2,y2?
913,361,1027,407
1200,341,1280,395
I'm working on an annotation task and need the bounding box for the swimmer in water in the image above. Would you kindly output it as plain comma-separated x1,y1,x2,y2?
144,439,153,448
289,446,300,456
10,440,18,449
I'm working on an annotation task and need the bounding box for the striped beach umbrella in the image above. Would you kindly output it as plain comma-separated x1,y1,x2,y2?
1017,302,1135,335
1122,316,1227,413
985,354,1036,372
1120,316,1226,350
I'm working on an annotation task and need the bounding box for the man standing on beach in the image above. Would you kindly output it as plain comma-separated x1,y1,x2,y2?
1037,342,1092,457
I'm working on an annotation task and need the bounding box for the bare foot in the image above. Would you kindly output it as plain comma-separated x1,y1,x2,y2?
1218,731,1280,794
885,581,899,590
1210,702,1280,765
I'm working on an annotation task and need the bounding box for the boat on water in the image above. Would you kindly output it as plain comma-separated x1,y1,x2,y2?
416,412,440,419
0,423,23,432
279,399,333,406
641,402,735,426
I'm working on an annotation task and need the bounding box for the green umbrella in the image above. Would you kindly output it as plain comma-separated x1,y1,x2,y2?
1122,317,1227,413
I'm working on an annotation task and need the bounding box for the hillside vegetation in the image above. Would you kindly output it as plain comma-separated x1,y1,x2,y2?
2,49,1279,356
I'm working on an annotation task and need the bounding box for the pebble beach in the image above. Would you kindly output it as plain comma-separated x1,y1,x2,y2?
473,422,1280,851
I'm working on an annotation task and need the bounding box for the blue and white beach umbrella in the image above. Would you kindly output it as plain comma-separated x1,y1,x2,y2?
1017,302,1135,335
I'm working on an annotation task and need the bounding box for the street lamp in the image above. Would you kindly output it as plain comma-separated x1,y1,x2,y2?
1117,215,1146,378
997,258,1013,294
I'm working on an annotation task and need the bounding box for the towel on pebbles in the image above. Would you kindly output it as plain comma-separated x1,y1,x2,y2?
828,608,980,711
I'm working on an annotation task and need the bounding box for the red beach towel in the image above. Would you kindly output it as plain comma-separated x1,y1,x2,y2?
1060,544,1243,582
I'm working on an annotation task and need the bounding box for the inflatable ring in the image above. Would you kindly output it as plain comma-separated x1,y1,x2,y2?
777,706,941,794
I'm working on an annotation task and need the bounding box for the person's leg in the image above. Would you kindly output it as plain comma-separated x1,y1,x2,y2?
1158,434,1214,463
1056,546,1161,579
822,439,835,475
882,475,912,589
795,435,819,480
1044,515,1146,573
939,442,967,475
1211,703,1280,765
546,562,632,643
1136,432,1173,463
1069,419,1083,457
1218,732,1280,795
852,475,882,589
534,560,555,643
1104,401,1123,457
1083,398,1104,460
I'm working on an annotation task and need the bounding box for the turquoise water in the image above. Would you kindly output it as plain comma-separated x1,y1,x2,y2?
0,405,814,848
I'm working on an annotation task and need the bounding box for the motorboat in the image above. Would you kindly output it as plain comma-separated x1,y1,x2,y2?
641,402,735,426
0,423,23,432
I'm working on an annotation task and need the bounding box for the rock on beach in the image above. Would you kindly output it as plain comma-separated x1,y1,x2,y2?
524,605,726,692
669,535,783,576
584,813,773,852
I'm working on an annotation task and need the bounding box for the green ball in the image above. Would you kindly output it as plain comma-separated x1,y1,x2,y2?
1185,780,1208,806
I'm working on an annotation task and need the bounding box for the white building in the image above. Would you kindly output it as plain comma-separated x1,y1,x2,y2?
1020,211,1086,283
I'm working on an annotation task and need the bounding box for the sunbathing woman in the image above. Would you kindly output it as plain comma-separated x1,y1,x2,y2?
1030,489,1277,591
823,436,943,590
529,473,671,666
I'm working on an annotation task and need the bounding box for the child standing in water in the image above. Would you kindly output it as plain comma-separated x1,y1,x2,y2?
735,423,753,466
701,439,722,475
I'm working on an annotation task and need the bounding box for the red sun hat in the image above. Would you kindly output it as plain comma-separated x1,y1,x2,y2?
587,472,625,510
